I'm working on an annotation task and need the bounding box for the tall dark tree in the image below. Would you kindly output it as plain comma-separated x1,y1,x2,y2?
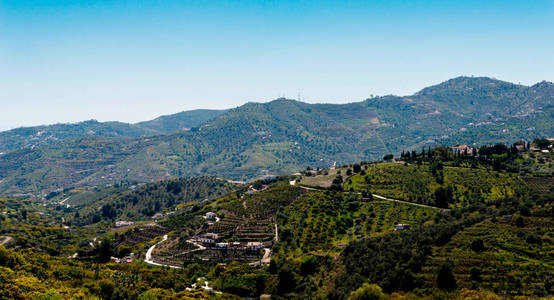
436,259,457,290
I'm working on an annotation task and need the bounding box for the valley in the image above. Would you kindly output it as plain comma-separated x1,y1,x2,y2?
0,138,552,299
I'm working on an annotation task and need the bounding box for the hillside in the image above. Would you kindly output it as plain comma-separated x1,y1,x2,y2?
0,109,225,154
1,152,551,299
0,120,156,154
135,109,228,133
0,77,552,195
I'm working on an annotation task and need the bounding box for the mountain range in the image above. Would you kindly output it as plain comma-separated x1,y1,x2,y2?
1,76,552,195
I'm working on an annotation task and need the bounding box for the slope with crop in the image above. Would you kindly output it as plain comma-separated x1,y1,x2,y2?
0,77,552,194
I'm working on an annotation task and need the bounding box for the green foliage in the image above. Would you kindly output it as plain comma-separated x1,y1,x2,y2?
349,283,384,300
76,176,236,224
1,155,553,299
345,162,526,207
470,238,485,252
436,259,457,290
2,77,552,195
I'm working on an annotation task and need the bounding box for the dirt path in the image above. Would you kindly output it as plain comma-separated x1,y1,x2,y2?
274,222,279,242
0,236,14,246
370,194,440,209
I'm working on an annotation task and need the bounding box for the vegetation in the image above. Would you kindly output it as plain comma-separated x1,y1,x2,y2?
0,135,553,299
344,162,525,208
73,176,238,225
1,77,552,195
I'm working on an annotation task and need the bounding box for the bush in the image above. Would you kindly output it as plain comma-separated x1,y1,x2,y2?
469,266,481,282
349,283,384,300
470,238,485,252
516,216,524,227
300,255,318,276
436,260,457,290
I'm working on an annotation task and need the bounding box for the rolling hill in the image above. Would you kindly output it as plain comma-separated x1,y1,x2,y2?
0,109,227,154
0,76,552,195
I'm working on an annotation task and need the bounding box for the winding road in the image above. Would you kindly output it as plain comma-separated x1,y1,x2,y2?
144,235,208,268
144,234,182,268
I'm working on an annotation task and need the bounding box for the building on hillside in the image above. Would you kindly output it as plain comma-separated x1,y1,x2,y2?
247,242,263,250
152,213,164,220
451,144,475,155
115,220,134,228
205,212,217,221
515,144,527,152
196,233,220,244
395,224,410,231
514,140,530,152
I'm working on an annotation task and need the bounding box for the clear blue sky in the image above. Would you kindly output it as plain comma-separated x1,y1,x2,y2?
1,0,553,131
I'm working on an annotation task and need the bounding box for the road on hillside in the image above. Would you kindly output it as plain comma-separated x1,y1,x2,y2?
144,235,182,268
0,236,14,246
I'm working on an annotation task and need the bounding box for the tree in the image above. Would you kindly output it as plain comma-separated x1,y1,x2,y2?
470,238,485,252
353,164,361,173
277,267,295,294
383,154,393,161
349,283,384,300
300,255,318,276
434,186,453,208
97,238,114,263
436,260,457,290
469,266,482,282
516,216,524,227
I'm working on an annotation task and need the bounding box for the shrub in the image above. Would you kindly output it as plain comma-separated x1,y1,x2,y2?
436,260,457,290
469,266,482,282
349,283,384,300
470,238,485,252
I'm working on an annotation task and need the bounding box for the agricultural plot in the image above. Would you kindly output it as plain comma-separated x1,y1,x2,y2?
114,224,168,247
344,163,525,207
298,167,350,188
419,212,554,296
523,176,554,194
146,183,302,265
277,190,436,254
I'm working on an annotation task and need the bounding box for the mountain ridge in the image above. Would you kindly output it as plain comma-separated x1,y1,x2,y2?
0,76,552,195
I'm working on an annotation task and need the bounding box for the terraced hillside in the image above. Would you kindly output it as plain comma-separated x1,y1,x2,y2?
344,162,525,207
1,155,552,299
1,77,552,195
0,109,226,154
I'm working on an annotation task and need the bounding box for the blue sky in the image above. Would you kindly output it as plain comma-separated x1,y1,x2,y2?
1,0,553,131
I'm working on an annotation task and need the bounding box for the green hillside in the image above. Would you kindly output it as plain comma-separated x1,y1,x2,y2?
0,77,552,195
0,152,552,299
135,109,227,133
344,163,524,207
0,109,225,154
